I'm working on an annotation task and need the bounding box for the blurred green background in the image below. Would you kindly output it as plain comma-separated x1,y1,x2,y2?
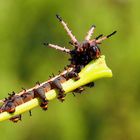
0,0,140,140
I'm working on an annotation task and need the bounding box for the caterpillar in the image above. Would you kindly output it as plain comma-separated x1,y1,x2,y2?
0,15,116,123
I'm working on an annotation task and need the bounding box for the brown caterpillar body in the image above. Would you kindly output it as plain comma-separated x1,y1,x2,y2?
0,15,116,123
0,68,77,122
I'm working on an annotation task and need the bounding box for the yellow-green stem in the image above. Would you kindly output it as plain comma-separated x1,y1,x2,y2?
0,55,112,122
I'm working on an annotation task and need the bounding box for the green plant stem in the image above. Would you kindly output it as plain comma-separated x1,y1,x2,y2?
0,55,112,122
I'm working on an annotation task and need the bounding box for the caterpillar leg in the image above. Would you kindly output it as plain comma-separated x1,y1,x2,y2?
73,86,85,94
34,87,48,110
29,110,32,116
9,114,22,123
73,82,94,95
50,77,65,102
64,70,80,81
85,82,95,88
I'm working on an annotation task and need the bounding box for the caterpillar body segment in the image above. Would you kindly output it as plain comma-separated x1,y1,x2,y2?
12,95,24,106
42,83,51,92
0,94,24,122
63,70,79,80
21,91,34,103
34,87,49,110
1,99,16,113
49,77,65,102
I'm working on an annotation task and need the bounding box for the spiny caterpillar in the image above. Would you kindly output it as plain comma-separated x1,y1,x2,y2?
0,15,116,123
